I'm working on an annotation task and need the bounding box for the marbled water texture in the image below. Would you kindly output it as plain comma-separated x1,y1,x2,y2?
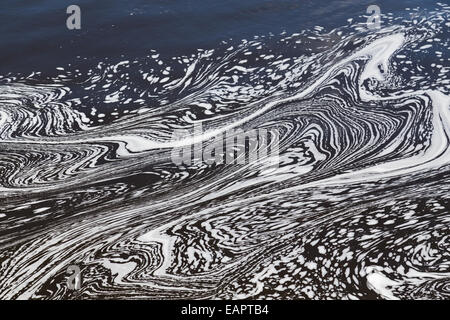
0,3,449,299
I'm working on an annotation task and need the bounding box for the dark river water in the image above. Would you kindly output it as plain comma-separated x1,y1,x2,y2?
0,0,449,299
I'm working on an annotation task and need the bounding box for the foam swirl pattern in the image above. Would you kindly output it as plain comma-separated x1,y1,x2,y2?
0,4,449,299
